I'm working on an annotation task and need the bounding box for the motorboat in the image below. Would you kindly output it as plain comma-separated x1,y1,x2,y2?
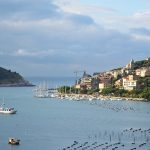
8,138,20,145
0,102,17,114
0,107,17,114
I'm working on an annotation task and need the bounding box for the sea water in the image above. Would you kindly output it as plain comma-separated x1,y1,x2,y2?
0,77,150,150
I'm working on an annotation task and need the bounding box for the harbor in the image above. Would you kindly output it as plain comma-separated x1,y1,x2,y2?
32,81,147,102
0,80,150,150
0,0,150,149
32,83,147,102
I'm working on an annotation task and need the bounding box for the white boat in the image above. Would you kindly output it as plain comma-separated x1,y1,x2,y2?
0,104,17,114
49,93,58,98
0,97,17,114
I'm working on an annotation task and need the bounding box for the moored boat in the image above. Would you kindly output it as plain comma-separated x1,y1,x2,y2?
33,82,49,98
8,138,20,145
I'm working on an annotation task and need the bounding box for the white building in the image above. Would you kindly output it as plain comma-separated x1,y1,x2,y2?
122,75,137,91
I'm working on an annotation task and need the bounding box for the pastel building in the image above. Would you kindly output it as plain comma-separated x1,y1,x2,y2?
122,75,138,91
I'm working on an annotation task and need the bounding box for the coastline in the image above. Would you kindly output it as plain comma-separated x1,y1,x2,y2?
58,93,148,102
0,83,35,87
98,95,148,102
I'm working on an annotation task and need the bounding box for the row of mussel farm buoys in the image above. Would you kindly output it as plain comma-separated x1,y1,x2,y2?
59,128,150,150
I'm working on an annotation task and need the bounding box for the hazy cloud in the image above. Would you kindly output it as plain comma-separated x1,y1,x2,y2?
0,0,61,20
0,0,150,76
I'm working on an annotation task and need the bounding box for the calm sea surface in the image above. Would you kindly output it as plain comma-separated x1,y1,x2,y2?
0,77,150,150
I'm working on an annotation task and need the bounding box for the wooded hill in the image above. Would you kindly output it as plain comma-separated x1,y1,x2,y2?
0,67,33,86
134,59,150,69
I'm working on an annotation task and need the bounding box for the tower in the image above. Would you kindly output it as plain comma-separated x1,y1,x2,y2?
129,59,134,69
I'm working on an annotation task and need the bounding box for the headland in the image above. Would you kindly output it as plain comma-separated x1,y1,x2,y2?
0,67,34,87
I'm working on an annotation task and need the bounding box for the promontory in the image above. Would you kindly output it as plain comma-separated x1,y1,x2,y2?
0,67,33,87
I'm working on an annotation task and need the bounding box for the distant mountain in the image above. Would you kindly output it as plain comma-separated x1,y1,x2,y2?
0,67,33,87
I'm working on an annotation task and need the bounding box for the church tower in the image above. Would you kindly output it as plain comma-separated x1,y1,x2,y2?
126,59,134,69
129,59,134,69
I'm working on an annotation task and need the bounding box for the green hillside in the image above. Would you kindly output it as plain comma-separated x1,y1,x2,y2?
0,67,33,86
134,59,150,69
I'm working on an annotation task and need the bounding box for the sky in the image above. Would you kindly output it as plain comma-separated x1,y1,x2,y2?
0,0,150,77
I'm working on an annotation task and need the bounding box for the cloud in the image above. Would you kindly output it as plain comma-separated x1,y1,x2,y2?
130,28,150,36
130,27,150,42
14,49,56,57
15,49,37,56
0,0,150,76
65,13,94,25
133,11,150,19
0,0,61,20
131,34,150,41
55,1,116,14
127,11,150,30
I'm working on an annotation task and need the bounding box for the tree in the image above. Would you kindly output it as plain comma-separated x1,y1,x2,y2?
101,87,115,95
114,89,127,96
57,86,71,94
141,87,150,100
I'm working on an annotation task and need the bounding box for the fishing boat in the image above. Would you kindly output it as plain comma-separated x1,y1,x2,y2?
0,103,17,114
8,138,20,145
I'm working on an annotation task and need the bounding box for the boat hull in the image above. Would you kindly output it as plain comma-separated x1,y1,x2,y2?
0,110,17,114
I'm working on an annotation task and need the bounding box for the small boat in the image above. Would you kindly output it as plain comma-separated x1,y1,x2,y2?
0,102,17,114
0,107,17,114
8,138,20,145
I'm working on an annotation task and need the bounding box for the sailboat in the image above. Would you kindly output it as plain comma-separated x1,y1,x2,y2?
33,82,49,98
